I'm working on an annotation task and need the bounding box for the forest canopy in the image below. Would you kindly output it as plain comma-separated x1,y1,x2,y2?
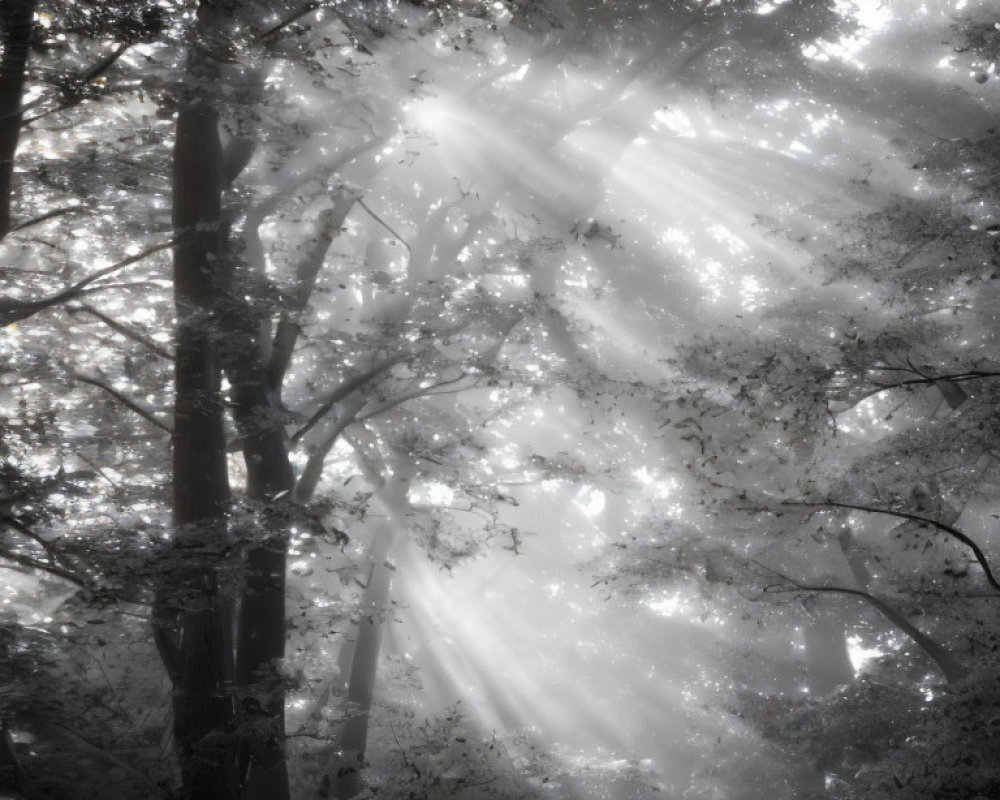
1,1,1000,798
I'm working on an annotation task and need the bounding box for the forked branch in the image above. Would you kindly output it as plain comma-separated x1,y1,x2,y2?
761,567,967,683
0,239,174,326
782,499,1000,594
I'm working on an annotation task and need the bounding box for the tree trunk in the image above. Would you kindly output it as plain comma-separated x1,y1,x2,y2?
168,96,240,799
0,0,34,237
225,339,295,800
314,462,411,800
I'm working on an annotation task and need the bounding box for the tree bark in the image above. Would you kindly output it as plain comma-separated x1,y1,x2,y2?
223,321,295,800
168,93,240,800
0,0,35,237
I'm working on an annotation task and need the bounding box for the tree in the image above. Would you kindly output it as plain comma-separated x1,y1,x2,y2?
0,0,35,237
5,1,1000,799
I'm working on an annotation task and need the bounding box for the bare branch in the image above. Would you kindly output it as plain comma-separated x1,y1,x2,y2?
68,304,173,360
290,353,411,445
1,512,79,577
293,394,367,503
356,372,471,422
257,1,324,41
267,196,355,387
20,43,131,128
782,499,1000,594
868,370,1000,391
73,372,173,433
4,205,82,235
0,546,88,588
834,366,1000,412
760,566,967,683
0,239,174,326
355,196,411,256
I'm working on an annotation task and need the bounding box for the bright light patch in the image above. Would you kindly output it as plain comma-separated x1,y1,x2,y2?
653,107,697,138
647,592,686,617
574,486,606,517
498,63,530,84
411,480,456,506
406,97,454,135
847,635,884,673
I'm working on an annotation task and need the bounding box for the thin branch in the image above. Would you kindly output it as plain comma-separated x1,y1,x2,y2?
0,547,88,588
356,373,471,422
67,304,173,359
4,205,82,235
257,1,324,41
760,567,967,683
868,370,1000,391
290,353,411,445
293,394,367,503
834,367,1000,411
782,499,1000,594
20,42,131,127
355,196,411,256
73,372,173,433
0,239,174,326
267,196,355,387
1,512,77,576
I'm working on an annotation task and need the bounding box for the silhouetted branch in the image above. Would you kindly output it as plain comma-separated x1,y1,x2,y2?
836,365,1000,411
290,354,411,445
0,239,174,326
760,566,967,683
355,196,411,256
68,304,173,360
782,499,1000,594
293,394,366,503
0,545,88,588
356,372,471,422
267,196,355,387
4,205,81,235
20,43,131,127
868,368,1000,390
257,1,324,41
73,372,173,433
1,512,81,579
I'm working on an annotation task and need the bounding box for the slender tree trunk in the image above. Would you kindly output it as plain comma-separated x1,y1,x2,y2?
314,461,411,800
0,0,34,237
0,722,30,798
225,336,295,800
318,521,398,800
168,95,240,799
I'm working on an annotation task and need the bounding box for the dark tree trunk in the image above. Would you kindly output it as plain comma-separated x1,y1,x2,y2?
0,0,34,237
225,332,295,800
168,99,240,799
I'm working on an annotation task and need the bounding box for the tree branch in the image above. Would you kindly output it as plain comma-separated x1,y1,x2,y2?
355,195,411,257
4,205,82,235
290,353,411,445
73,372,173,433
19,42,131,128
356,372,471,422
257,1,324,41
0,545,88,588
266,195,355,388
293,393,366,503
782,499,1000,594
1,512,82,579
0,239,174,326
761,568,967,683
67,304,173,360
